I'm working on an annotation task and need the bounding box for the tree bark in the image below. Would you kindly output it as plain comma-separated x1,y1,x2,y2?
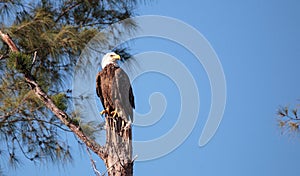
104,117,133,176
0,31,18,52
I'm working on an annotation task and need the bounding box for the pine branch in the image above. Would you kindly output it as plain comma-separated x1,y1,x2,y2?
0,30,107,161
0,109,17,121
11,130,33,160
54,1,84,23
3,117,72,132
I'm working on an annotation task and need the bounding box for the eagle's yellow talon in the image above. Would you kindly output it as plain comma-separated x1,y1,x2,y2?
100,110,106,115
111,110,118,118
100,108,110,115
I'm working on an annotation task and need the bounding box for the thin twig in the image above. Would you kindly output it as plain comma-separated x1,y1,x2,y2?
3,118,72,132
0,53,9,60
32,51,37,65
86,147,102,176
132,155,138,162
55,1,83,23
11,130,32,160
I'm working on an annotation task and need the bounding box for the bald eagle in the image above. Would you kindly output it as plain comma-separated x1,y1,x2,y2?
96,52,135,123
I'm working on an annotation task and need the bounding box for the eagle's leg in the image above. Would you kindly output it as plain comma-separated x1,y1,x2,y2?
111,109,119,118
100,107,110,115
100,110,106,115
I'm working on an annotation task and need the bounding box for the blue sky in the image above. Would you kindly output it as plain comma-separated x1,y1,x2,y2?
18,0,300,176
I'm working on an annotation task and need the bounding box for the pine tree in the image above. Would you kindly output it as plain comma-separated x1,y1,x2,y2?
0,0,142,175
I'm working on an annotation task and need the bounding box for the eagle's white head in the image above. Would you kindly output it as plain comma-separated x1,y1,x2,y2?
101,52,121,69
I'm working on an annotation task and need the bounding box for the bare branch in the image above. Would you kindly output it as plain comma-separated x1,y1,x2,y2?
24,68,107,160
0,106,20,122
32,51,37,65
0,30,18,52
86,147,102,176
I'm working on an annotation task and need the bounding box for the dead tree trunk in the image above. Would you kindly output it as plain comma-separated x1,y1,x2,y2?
103,116,133,176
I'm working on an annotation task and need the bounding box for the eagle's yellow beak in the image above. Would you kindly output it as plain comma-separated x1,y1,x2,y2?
112,54,121,61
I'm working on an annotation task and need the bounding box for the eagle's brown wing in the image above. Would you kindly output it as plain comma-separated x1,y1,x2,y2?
96,72,105,108
113,67,135,122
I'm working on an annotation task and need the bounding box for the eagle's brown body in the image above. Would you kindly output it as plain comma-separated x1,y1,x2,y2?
96,64,135,122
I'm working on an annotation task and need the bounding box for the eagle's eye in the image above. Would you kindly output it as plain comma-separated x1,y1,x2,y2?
110,54,114,57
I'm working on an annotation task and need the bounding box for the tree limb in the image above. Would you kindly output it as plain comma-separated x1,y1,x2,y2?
0,30,107,160
0,31,18,52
